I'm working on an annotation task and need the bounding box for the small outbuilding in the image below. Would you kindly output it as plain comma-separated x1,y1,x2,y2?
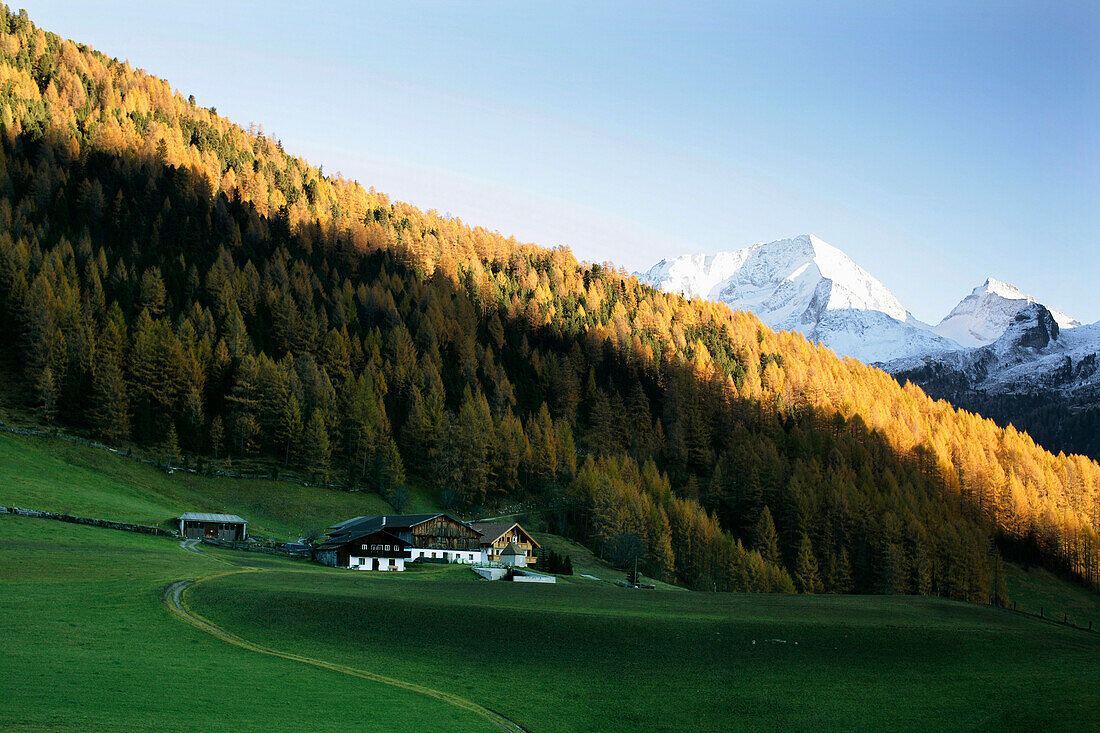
178,512,248,541
499,541,528,567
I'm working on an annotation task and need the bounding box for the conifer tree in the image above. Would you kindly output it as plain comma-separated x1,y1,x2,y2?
209,415,225,460
163,423,182,466
753,506,782,566
645,504,676,582
380,437,406,498
91,352,129,441
279,393,303,466
794,533,823,594
305,409,331,482
834,547,854,593
37,365,58,423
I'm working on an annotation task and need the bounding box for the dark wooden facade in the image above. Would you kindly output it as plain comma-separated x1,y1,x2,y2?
316,514,482,568
330,530,410,568
391,515,481,551
178,513,247,541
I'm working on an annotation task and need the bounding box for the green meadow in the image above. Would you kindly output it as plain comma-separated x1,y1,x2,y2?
0,516,498,732
1,432,1098,731
0,430,433,538
188,567,1099,732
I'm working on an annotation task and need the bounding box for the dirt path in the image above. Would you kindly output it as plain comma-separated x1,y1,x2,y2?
166,546,527,733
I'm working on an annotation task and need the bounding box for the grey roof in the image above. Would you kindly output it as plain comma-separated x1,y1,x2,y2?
319,514,480,550
317,515,413,550
317,527,407,551
500,541,526,556
470,522,515,544
179,512,247,524
377,513,446,529
470,521,541,548
325,513,443,532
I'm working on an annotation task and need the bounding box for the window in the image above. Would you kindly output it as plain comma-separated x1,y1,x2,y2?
384,545,391,551
362,544,369,550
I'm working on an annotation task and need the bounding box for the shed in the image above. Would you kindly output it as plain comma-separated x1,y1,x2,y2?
178,512,247,541
500,541,527,567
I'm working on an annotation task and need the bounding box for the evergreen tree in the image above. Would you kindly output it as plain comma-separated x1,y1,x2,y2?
91,353,129,441
37,365,58,424
753,507,782,567
794,533,823,594
163,423,181,466
209,416,225,460
278,393,303,465
305,409,331,482
834,547,854,593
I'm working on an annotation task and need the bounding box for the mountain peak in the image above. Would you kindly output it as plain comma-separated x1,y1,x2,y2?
978,278,1028,300
637,235,960,363
937,278,1079,347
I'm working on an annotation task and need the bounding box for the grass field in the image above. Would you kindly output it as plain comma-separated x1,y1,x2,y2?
0,431,437,538
0,515,500,732
185,565,1099,732
531,531,682,590
2,431,1099,731
1005,563,1100,626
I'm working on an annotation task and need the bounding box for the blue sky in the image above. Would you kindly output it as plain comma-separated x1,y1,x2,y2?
22,1,1100,323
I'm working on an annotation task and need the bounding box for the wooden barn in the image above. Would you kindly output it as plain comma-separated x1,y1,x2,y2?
178,512,247,541
384,513,483,563
470,521,540,566
316,514,482,569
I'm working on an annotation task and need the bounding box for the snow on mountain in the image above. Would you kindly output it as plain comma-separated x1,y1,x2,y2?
885,301,1100,396
636,234,960,363
934,277,1081,348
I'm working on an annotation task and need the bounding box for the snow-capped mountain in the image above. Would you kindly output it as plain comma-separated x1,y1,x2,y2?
883,281,1092,395
885,302,1088,388
639,235,1099,457
885,302,1100,458
934,278,1081,348
636,234,960,363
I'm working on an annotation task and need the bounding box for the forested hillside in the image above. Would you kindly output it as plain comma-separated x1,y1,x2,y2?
0,6,1096,597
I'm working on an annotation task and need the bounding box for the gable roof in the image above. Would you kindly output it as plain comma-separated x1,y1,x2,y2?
316,529,408,551
179,512,246,524
500,541,526,556
469,521,541,548
320,514,476,549
327,513,461,532
380,513,447,529
317,516,412,550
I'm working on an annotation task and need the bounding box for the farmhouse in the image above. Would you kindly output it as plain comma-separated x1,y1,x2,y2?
316,514,482,569
314,516,412,571
469,521,540,566
178,512,247,541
